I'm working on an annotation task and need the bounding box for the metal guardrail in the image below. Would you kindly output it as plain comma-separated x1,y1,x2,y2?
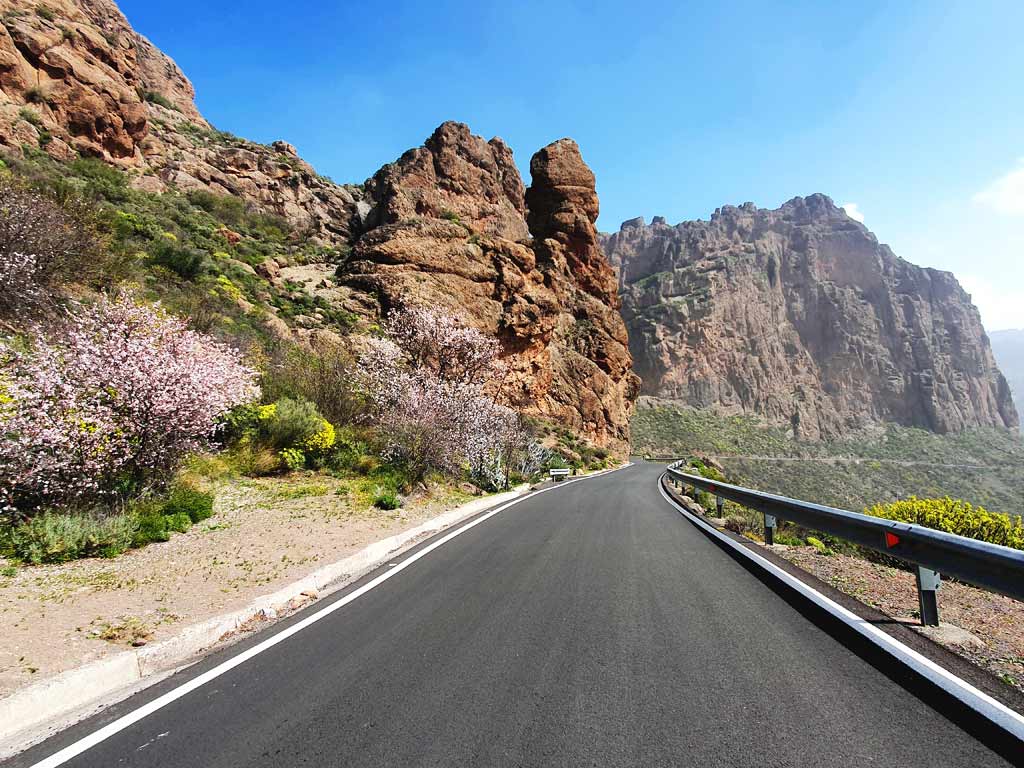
665,461,1024,626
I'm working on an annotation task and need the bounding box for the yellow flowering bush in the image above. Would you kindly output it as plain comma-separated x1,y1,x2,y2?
865,497,1024,551
303,419,336,455
214,275,242,302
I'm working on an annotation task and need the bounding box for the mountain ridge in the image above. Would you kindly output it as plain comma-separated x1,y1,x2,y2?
602,194,1017,440
1,0,1015,450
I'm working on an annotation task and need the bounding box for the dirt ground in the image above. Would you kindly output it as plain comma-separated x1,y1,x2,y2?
775,545,1024,694
0,474,479,699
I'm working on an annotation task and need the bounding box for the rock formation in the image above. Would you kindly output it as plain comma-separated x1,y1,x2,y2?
0,2,638,451
0,0,365,243
342,123,639,452
603,195,1018,439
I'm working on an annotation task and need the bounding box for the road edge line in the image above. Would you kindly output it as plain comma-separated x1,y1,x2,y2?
657,476,1024,744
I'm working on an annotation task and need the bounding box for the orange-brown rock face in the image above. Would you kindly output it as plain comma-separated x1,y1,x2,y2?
0,0,365,244
342,123,639,453
0,0,158,162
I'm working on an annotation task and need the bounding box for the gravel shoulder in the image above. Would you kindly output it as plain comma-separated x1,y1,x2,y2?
0,474,481,699
773,545,1024,695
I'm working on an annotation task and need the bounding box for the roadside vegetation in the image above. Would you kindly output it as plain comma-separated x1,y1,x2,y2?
636,403,1024,513
0,148,594,567
647,405,1024,554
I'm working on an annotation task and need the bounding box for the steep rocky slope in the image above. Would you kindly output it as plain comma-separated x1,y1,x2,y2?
0,0,365,242
341,123,638,450
0,0,637,451
603,195,1017,439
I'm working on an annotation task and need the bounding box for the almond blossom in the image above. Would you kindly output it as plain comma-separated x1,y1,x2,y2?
357,307,530,485
0,293,259,517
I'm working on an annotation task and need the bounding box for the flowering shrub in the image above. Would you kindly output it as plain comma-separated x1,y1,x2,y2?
302,419,336,455
357,307,532,485
865,497,1024,551
0,293,259,516
383,305,502,386
0,179,103,317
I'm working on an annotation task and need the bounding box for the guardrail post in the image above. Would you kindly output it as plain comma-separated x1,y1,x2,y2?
763,514,776,546
915,567,941,626
716,495,724,518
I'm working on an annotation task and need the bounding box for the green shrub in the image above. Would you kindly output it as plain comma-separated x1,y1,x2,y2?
163,485,214,523
226,439,281,476
687,459,727,484
258,398,326,451
773,531,806,546
806,536,834,556
165,511,192,533
68,157,130,202
149,237,205,279
133,504,170,546
279,447,306,472
865,497,1024,551
7,512,135,564
18,107,42,128
355,454,380,475
187,189,247,228
143,91,177,111
327,427,371,471
35,5,55,21
373,491,401,510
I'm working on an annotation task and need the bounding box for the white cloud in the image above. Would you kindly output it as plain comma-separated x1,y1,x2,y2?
840,202,865,223
959,274,1024,331
973,160,1024,216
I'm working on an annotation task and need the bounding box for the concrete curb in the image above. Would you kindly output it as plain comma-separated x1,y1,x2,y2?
0,486,529,749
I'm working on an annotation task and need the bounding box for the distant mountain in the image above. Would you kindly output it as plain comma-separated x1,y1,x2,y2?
601,196,1018,440
990,329,1024,422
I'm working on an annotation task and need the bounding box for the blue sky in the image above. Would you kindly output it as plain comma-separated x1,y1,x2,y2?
120,0,1023,330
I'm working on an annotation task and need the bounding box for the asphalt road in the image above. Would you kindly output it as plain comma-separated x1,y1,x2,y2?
10,462,1014,767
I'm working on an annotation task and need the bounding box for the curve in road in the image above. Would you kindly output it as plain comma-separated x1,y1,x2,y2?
8,462,1015,767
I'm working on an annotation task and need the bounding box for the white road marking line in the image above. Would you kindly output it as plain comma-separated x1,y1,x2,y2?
657,477,1024,741
26,466,629,768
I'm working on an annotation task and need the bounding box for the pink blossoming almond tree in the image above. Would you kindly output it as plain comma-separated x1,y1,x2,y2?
357,306,534,487
0,293,259,517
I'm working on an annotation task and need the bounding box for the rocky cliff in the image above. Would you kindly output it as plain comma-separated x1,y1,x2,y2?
0,0,365,243
342,123,639,451
0,1,638,451
603,195,1018,439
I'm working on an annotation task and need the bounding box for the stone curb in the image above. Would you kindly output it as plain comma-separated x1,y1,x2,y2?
0,486,529,749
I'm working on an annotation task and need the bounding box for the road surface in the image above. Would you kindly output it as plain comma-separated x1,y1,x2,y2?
9,462,1013,767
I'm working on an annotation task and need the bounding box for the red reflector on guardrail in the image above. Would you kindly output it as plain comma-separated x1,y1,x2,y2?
885,532,900,548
